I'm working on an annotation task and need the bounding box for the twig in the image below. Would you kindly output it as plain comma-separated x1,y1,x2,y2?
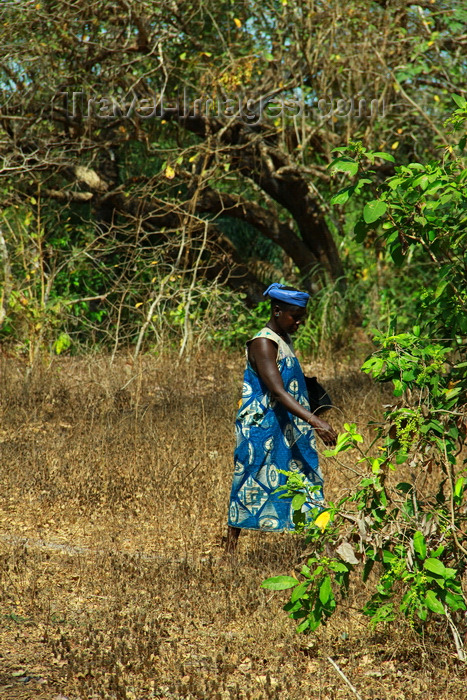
62,293,108,305
444,607,466,662
327,656,363,700
110,288,128,366
373,48,449,146
133,287,165,361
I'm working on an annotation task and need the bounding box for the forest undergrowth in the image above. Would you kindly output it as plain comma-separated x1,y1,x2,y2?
0,343,466,700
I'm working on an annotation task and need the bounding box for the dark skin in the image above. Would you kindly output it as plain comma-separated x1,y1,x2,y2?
225,303,337,554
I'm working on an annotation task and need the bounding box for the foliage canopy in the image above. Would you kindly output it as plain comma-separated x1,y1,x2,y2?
1,0,466,354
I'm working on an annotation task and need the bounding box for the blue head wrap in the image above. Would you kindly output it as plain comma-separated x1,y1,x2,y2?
263,283,310,308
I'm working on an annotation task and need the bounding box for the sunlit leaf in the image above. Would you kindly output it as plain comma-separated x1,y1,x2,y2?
363,200,387,224
425,590,445,615
319,575,333,605
261,576,298,590
424,558,446,577
413,531,426,560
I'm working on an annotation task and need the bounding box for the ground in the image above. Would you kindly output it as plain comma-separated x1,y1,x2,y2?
0,348,466,699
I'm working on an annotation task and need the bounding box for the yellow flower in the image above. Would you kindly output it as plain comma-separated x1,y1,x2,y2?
314,511,330,532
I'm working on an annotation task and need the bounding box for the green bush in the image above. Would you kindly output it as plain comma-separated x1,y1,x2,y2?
263,100,467,658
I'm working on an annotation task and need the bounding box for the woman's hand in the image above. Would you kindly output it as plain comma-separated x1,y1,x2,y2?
308,415,337,446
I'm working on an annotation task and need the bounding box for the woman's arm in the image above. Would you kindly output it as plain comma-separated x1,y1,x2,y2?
249,338,337,446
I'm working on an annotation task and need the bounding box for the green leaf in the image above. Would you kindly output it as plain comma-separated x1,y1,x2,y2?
290,580,310,603
363,200,387,224
396,483,413,494
361,355,384,374
424,558,446,578
452,94,467,109
355,178,372,191
454,476,465,500
291,493,306,511
389,243,404,266
328,157,359,176
387,177,406,190
329,560,349,573
371,458,382,474
382,549,397,564
296,618,311,633
425,590,445,615
362,558,375,582
261,575,298,590
444,591,466,612
292,508,306,527
372,152,395,162
412,174,430,190
413,531,427,560
283,600,301,613
444,567,457,580
330,185,355,205
319,575,333,605
417,605,428,621
323,431,355,456
353,219,367,243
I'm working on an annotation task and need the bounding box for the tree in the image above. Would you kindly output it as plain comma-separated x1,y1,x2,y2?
1,0,466,347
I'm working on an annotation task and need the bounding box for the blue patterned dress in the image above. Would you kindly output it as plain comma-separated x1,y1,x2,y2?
228,327,324,532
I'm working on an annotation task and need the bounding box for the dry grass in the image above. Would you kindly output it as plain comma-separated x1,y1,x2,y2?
0,345,466,700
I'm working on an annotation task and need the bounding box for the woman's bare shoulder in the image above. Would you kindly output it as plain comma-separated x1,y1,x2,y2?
248,336,278,363
248,336,278,350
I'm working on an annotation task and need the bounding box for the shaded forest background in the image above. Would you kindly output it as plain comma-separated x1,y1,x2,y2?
1,0,466,360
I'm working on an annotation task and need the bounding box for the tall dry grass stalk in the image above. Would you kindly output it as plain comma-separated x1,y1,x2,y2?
0,348,465,699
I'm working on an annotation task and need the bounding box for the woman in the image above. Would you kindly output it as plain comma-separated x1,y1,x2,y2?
225,283,337,553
